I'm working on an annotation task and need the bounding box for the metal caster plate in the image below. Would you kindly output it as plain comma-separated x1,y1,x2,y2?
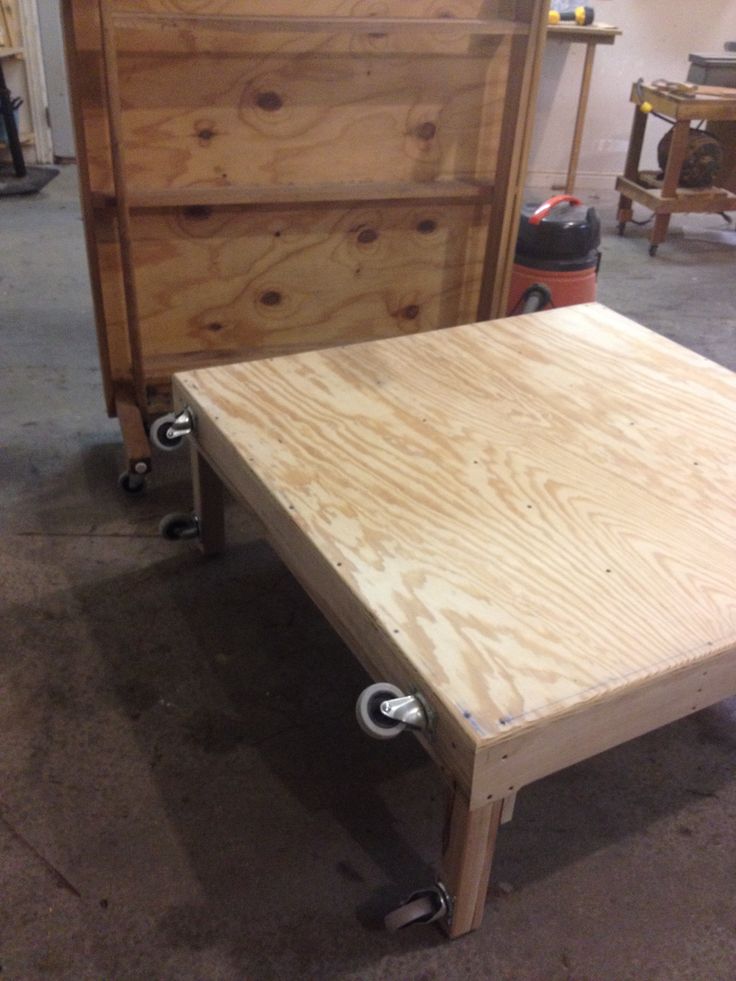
159,512,200,541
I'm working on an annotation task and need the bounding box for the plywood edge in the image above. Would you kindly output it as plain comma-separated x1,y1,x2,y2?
470,641,736,808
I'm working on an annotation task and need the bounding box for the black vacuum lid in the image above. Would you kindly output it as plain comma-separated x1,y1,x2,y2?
517,195,601,259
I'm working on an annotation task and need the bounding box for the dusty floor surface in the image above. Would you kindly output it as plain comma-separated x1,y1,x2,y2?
1,167,735,980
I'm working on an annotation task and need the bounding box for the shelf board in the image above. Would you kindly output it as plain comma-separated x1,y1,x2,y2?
616,174,736,213
144,343,338,383
112,12,528,37
0,47,24,60
92,179,495,211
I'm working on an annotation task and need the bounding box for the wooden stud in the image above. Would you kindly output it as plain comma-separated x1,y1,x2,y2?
17,0,52,163
441,787,503,938
564,40,596,195
191,445,226,556
97,0,147,416
60,0,116,415
477,0,548,319
616,102,648,226
114,383,150,474
650,119,692,250
93,179,494,211
500,793,517,825
113,12,529,37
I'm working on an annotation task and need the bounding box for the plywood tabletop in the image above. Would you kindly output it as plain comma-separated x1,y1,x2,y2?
175,303,736,747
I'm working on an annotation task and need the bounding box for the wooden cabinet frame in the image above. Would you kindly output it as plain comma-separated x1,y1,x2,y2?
62,1,547,479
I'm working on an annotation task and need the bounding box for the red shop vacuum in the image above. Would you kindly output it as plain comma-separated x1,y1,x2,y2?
507,195,601,314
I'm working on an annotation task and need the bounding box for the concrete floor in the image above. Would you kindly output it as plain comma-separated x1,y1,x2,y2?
1,166,735,981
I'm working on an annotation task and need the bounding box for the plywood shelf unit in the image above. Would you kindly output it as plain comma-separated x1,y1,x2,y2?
63,0,548,481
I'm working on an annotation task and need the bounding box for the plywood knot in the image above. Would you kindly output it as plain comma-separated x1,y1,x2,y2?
402,304,420,320
256,91,284,112
357,228,379,244
417,219,437,234
195,122,217,145
415,121,437,142
260,290,282,306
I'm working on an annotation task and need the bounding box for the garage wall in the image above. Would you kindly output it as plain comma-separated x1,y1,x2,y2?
37,0,75,159
527,0,736,190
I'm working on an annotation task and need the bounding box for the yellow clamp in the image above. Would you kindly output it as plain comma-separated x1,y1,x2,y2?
575,5,587,24
548,9,560,24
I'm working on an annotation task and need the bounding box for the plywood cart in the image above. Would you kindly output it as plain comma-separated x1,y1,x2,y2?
165,303,736,938
62,0,548,490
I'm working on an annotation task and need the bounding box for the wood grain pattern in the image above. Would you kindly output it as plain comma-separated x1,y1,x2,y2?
65,0,547,427
173,305,736,791
113,45,509,190
131,201,490,360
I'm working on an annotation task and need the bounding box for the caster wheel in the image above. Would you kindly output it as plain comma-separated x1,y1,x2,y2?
150,414,183,452
118,471,146,494
385,895,438,932
617,221,626,236
384,885,450,931
356,682,404,740
649,244,658,257
159,512,200,541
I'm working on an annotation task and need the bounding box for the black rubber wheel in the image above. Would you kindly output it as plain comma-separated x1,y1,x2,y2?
159,512,199,541
118,471,146,494
617,222,626,236
150,414,184,452
649,244,658,257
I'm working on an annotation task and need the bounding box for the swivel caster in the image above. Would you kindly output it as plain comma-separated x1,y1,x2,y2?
118,471,146,494
150,406,196,452
355,682,432,740
384,883,451,932
159,512,200,541
648,243,658,257
617,221,626,236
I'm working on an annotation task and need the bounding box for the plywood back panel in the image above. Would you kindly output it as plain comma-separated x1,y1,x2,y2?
115,43,511,190
65,0,547,418
132,199,491,365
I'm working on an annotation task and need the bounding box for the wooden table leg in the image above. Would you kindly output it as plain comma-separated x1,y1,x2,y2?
114,383,151,477
440,786,503,939
649,118,691,254
617,104,648,229
565,40,596,195
192,445,226,556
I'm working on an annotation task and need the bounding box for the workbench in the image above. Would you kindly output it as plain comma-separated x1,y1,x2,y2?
547,22,621,194
166,302,736,939
616,82,736,254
